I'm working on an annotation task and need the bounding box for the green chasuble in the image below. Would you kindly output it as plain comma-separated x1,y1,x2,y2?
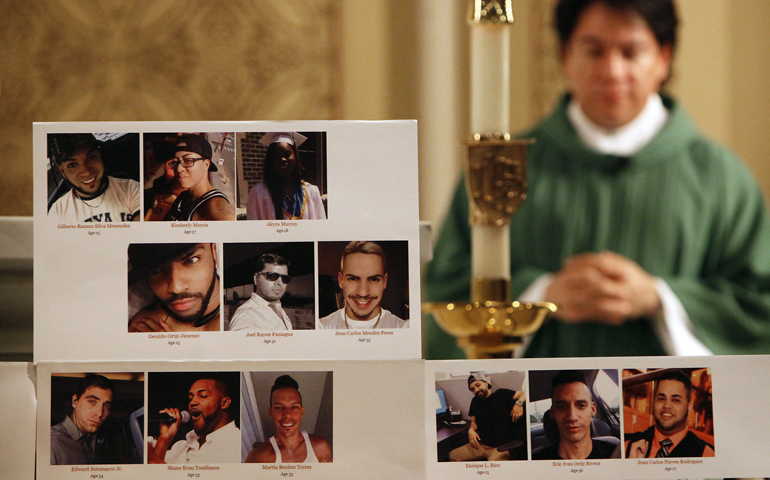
424,96,770,358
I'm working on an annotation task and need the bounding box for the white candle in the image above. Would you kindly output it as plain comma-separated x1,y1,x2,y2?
470,21,511,285
470,24,510,134
472,225,511,279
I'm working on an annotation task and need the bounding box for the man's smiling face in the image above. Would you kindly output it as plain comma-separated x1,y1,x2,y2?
58,145,105,196
653,379,690,436
270,387,304,439
338,252,388,321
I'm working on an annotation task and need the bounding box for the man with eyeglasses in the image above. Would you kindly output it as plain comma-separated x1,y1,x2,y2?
228,253,294,331
164,134,235,221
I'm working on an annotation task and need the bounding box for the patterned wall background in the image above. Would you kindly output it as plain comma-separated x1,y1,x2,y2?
0,0,340,216
527,0,566,121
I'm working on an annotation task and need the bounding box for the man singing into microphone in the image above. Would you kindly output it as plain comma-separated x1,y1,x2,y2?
148,372,240,464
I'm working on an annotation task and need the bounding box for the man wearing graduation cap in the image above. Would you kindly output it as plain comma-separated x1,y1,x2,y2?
128,243,221,332
48,133,140,223
165,134,235,221
246,132,326,220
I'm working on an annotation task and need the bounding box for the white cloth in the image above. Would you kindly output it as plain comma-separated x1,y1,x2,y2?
517,275,711,356
228,293,292,331
318,308,409,330
246,181,326,220
268,431,319,464
517,94,712,356
568,93,669,156
164,420,240,464
50,176,140,223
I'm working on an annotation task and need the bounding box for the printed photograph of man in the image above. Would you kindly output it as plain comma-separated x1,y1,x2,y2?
128,243,221,332
242,371,332,463
143,133,236,221
317,241,409,329
530,370,621,460
623,368,715,458
147,372,240,464
50,373,144,465
236,131,327,220
435,371,527,462
47,133,140,223
223,242,315,331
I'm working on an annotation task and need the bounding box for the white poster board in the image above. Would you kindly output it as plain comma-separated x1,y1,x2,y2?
426,355,770,479
33,121,420,362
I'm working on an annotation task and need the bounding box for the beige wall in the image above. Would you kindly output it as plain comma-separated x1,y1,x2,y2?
2,0,769,223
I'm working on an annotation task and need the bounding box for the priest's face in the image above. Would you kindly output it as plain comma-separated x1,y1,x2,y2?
561,2,672,129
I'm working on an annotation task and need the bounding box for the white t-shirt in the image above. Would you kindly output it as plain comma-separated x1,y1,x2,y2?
318,308,409,329
50,176,140,223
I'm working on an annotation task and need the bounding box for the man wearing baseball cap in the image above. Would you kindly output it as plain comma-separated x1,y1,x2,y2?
164,134,234,221
449,373,527,462
128,243,221,332
48,133,140,223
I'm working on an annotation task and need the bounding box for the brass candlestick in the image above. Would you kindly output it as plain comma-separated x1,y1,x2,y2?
423,1,555,359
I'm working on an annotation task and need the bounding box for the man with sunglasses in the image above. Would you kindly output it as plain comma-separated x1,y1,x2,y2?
228,253,294,331
164,134,235,221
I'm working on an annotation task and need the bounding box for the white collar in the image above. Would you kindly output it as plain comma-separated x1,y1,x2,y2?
568,94,669,156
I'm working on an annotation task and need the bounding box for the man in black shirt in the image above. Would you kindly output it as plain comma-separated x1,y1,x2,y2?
533,371,617,460
449,373,526,461
625,370,714,458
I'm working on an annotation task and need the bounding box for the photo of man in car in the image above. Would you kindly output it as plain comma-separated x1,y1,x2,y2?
529,369,621,460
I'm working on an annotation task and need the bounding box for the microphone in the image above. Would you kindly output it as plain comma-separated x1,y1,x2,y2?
149,410,191,424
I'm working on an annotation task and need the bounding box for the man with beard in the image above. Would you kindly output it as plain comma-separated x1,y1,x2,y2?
51,375,115,465
533,371,617,460
625,370,714,457
319,241,408,329
128,243,221,332
148,375,240,464
448,373,526,462
245,375,332,463
48,133,140,223
228,253,293,331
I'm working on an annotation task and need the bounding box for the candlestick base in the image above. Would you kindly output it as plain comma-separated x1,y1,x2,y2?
423,300,556,359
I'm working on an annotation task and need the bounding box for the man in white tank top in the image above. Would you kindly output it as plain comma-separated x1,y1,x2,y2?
245,375,332,463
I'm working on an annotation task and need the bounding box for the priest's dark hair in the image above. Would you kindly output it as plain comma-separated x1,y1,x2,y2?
554,0,679,52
